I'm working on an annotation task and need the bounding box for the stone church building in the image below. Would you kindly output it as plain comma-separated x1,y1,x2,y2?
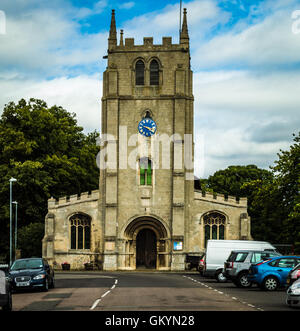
42,9,252,270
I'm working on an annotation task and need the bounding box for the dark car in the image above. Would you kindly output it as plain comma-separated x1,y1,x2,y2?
185,254,202,271
0,269,12,311
286,263,300,287
9,258,55,292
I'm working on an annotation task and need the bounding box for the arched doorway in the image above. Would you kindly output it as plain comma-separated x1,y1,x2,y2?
122,216,170,270
136,229,157,269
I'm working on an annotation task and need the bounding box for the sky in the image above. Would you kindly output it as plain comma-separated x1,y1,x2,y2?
0,0,300,178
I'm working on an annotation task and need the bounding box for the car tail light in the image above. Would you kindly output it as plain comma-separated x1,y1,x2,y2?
225,262,234,269
293,270,300,279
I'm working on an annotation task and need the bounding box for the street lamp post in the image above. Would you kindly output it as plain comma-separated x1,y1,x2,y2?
12,201,18,261
9,177,17,266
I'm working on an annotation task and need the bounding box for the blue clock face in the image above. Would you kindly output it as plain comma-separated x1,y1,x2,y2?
138,118,157,137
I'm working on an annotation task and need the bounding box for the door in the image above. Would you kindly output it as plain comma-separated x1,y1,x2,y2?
136,229,157,269
276,258,298,282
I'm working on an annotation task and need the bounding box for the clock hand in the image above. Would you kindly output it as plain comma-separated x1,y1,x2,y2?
144,126,155,132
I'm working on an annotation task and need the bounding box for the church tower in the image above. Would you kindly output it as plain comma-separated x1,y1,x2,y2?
100,9,194,270
42,8,251,271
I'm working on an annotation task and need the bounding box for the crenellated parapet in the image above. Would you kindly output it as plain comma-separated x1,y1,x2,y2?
194,190,247,207
48,190,99,209
107,8,189,53
111,36,189,52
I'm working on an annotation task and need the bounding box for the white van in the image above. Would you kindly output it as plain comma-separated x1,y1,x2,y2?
203,240,277,282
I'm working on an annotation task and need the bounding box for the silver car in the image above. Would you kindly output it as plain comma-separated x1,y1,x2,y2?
0,269,12,311
224,250,281,288
286,277,300,308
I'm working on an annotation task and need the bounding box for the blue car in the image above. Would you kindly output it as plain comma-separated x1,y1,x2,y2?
248,256,300,291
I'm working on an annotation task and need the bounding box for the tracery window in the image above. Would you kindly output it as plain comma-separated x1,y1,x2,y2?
70,214,91,250
150,60,159,85
203,212,226,247
135,60,145,85
140,157,152,186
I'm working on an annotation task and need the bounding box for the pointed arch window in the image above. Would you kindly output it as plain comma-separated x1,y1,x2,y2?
150,60,159,85
203,212,226,247
70,214,91,250
135,60,145,86
140,157,152,185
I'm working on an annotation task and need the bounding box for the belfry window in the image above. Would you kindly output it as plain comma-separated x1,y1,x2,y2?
70,214,91,250
150,60,159,85
135,60,145,85
140,157,152,185
203,212,226,247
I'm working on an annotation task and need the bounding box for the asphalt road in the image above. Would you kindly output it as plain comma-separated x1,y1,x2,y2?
9,271,299,312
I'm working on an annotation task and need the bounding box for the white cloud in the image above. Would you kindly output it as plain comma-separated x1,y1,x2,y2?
0,75,101,134
0,0,299,178
119,2,135,10
192,6,300,69
193,69,300,177
0,4,108,77
121,0,228,44
75,0,108,19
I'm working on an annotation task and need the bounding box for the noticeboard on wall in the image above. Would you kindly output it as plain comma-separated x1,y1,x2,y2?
173,241,183,251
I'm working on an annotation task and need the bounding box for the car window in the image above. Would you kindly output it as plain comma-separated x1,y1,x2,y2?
251,253,263,263
10,259,43,270
277,258,296,268
227,252,236,262
267,252,281,258
251,252,270,263
269,259,279,267
234,253,248,262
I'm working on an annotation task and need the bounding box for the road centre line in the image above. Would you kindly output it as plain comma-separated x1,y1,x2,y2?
101,290,111,298
90,278,118,310
90,299,101,310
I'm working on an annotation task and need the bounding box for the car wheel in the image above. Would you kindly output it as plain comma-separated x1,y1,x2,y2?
237,272,252,288
43,278,49,292
2,291,12,311
215,270,227,283
262,276,279,291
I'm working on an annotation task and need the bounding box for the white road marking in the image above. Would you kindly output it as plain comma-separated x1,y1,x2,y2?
90,299,101,310
90,278,118,310
183,275,261,311
101,290,111,298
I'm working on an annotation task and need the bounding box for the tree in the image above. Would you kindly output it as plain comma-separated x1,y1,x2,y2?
272,132,300,252
0,98,99,260
17,223,45,258
205,165,273,198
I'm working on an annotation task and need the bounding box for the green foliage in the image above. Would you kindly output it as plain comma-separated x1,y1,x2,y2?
0,98,99,261
17,223,45,258
197,133,300,252
206,165,273,198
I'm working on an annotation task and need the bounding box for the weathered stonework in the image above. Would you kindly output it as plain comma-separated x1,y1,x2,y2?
42,9,251,271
